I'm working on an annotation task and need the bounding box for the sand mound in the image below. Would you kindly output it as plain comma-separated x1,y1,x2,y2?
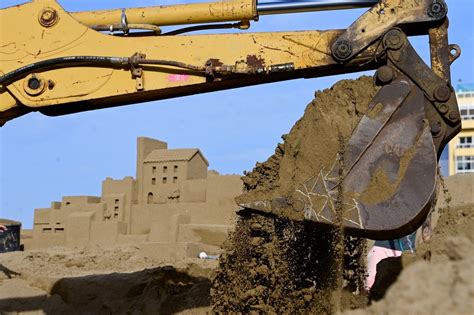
346,200,474,315
0,245,160,279
0,245,214,314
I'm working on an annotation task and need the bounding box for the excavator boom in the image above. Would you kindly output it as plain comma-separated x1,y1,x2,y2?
0,0,461,239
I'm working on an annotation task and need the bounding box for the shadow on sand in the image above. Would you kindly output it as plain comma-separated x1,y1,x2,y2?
0,265,211,314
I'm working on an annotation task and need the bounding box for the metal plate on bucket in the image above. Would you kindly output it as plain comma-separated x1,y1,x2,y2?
299,80,437,238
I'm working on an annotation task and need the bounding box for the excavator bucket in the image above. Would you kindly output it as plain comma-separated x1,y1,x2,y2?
239,78,438,240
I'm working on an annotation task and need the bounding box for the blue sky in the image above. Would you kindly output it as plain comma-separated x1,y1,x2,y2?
1,0,473,227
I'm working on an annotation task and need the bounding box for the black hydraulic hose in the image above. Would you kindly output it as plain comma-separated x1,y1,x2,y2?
0,55,207,86
0,56,129,86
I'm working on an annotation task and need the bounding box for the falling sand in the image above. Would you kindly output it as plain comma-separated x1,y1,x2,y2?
213,76,379,312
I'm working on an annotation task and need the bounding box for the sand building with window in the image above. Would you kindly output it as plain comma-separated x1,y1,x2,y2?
29,137,243,262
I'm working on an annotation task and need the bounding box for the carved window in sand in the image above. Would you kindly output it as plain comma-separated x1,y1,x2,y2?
173,176,178,183
174,165,178,173
162,177,167,184
163,166,168,173
152,166,156,174
152,178,156,185
147,192,154,204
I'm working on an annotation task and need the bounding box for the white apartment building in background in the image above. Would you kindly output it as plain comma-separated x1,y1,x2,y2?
449,83,474,175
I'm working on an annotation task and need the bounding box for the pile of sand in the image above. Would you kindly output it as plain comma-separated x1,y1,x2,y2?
348,175,474,315
349,236,474,315
346,191,474,315
0,245,214,314
0,245,160,279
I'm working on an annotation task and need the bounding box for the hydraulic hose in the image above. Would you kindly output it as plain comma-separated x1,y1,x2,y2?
0,56,128,86
0,55,205,86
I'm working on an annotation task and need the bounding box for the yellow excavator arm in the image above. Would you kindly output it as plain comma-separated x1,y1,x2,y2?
0,0,462,238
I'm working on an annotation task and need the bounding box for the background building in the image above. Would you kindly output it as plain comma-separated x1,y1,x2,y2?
449,84,474,175
28,137,243,262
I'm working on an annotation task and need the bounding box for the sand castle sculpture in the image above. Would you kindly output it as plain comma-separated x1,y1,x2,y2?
29,137,242,261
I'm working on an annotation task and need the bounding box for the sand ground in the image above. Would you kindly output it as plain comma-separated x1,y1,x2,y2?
0,245,216,314
1,195,472,314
